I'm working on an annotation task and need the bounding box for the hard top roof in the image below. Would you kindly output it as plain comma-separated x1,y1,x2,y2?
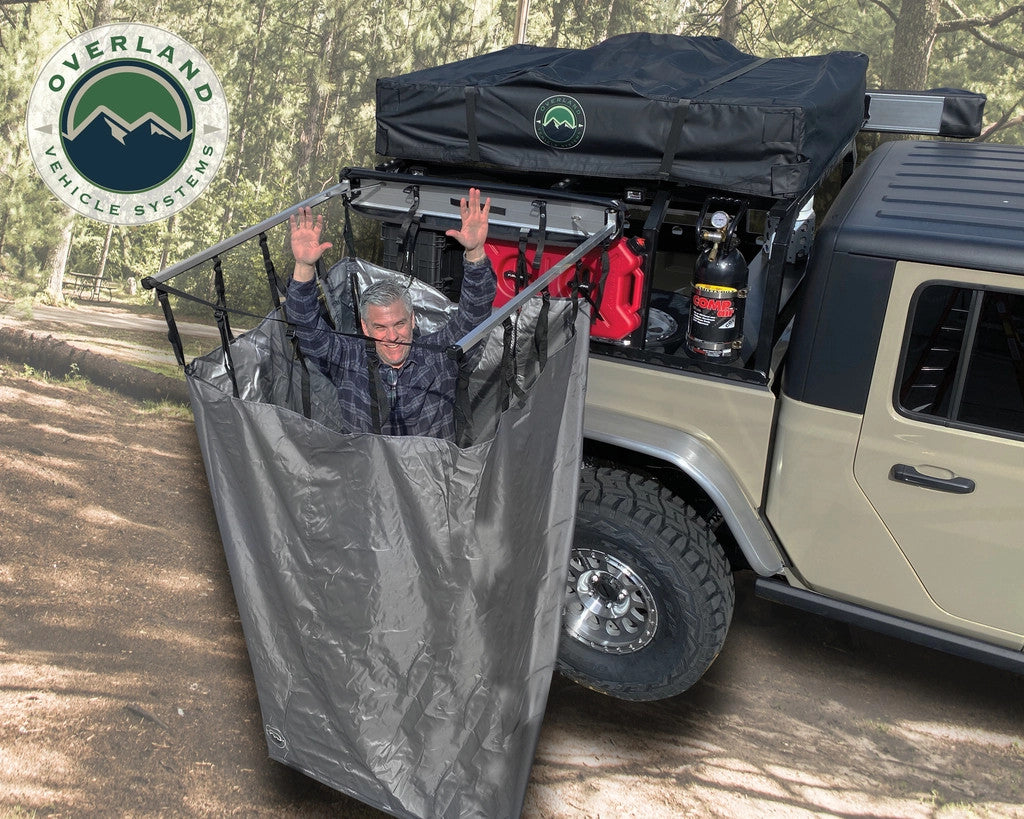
829,139,1024,276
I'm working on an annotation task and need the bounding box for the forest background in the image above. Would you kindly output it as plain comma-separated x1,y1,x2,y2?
2,0,1024,316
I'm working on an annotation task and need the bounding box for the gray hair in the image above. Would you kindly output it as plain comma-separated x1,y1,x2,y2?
358,279,414,322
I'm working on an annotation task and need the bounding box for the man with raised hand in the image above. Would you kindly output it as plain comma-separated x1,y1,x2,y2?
285,188,496,440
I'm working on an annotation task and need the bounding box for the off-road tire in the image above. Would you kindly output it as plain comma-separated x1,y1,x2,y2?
558,466,734,700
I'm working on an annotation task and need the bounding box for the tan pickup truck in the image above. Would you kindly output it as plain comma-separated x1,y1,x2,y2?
149,50,1020,701
351,104,1024,700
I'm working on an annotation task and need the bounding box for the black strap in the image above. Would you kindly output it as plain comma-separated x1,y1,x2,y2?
453,348,474,446
592,245,611,321
498,317,515,412
566,251,607,324
531,200,547,275
465,86,479,162
211,256,239,397
403,222,421,279
567,270,581,328
659,101,691,178
659,57,771,178
156,290,186,366
258,232,283,311
278,258,311,419
513,229,530,294
288,329,312,419
342,196,357,257
212,256,234,342
346,259,362,333
310,260,337,330
365,341,388,433
397,186,421,277
498,316,526,412
534,291,550,370
214,306,239,398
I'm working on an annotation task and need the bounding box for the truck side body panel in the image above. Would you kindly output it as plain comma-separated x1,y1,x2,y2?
585,356,776,505
769,140,1024,650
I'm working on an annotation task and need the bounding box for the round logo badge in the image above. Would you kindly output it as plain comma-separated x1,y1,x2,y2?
26,24,229,225
534,95,586,150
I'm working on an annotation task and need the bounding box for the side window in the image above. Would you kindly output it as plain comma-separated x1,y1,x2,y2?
898,284,1024,436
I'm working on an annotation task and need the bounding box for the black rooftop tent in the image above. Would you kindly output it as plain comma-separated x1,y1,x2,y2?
376,33,869,198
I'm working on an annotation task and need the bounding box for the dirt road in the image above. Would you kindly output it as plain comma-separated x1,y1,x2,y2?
1,306,1024,817
24,303,222,341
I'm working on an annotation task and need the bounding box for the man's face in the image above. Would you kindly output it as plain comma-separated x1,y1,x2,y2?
362,300,415,368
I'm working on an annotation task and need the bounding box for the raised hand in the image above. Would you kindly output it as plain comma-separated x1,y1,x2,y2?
290,206,333,281
446,188,490,262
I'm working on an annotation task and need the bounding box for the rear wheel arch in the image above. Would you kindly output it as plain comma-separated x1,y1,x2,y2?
582,426,786,577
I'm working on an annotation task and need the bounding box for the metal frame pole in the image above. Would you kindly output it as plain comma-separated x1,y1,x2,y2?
143,181,351,288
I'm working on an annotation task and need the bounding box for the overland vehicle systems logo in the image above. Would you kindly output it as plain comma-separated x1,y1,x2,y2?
534,95,586,150
27,23,229,225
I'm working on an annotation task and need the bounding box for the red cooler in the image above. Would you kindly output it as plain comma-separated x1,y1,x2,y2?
484,237,645,341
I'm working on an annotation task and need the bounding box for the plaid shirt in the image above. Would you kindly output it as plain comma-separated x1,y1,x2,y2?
285,258,496,440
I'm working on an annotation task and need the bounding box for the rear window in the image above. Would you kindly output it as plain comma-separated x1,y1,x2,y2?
898,284,1024,436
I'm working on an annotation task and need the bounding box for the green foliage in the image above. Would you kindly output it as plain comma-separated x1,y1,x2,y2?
2,0,1023,317
0,293,37,321
138,398,193,418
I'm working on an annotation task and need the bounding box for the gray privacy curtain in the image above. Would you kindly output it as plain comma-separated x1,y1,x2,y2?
185,258,589,818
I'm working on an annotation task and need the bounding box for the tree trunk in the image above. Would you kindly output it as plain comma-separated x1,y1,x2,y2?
0,207,9,266
718,0,744,43
160,213,176,273
545,0,569,46
296,22,335,194
602,0,626,40
0,138,22,266
94,223,113,298
514,0,530,43
218,0,269,239
92,0,114,27
0,326,188,405
37,0,112,303
44,219,75,303
889,0,940,89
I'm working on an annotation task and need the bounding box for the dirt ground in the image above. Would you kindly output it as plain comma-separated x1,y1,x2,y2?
2,303,1024,817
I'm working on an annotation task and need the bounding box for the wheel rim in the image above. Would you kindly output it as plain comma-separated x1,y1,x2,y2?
563,548,658,654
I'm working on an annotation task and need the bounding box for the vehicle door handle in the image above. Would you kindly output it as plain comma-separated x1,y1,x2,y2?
889,464,975,494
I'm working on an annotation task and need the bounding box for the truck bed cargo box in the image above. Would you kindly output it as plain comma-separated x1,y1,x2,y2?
376,33,868,198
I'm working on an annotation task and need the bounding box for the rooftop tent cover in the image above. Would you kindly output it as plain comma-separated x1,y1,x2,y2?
375,33,868,197
185,258,590,817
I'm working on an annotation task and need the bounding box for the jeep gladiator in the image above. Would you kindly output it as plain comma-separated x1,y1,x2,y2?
345,112,1024,701
148,77,1024,703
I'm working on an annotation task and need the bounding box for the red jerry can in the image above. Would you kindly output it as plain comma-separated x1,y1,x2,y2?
484,237,645,341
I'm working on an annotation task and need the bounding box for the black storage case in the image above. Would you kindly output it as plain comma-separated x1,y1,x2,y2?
375,33,868,198
379,224,464,299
